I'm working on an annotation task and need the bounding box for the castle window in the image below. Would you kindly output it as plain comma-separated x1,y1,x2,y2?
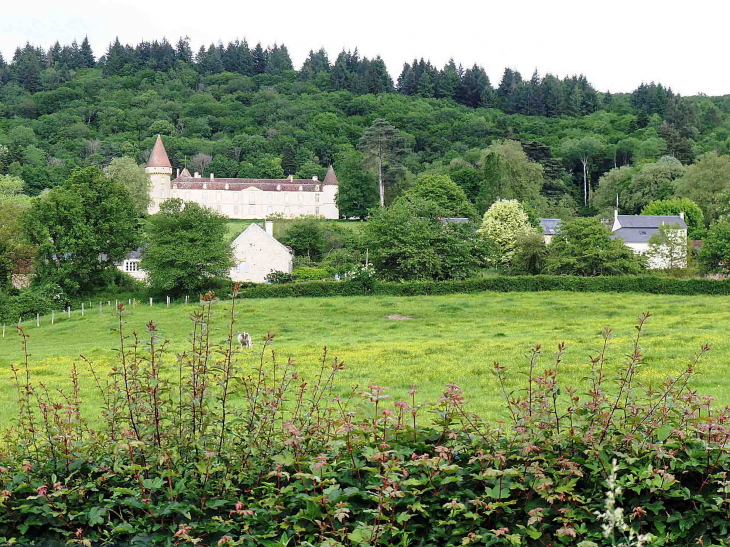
248,206,255,214
216,192,222,202
234,205,239,215
185,192,190,200
202,193,208,201
267,193,272,203
267,206,273,215
172,192,177,199
233,193,238,201
285,194,290,203
298,194,303,203
315,207,320,216
315,194,320,203
215,205,221,212
249,194,255,205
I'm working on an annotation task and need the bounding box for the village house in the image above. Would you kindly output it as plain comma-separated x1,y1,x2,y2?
111,222,293,284
610,210,687,269
145,136,340,219
538,211,688,269
229,221,294,283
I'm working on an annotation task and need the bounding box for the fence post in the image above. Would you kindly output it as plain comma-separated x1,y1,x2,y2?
18,317,21,328
2,325,4,337
107,301,110,307
129,298,131,306
149,297,152,307
115,300,118,309
133,298,136,308
37,313,40,328
67,306,71,319
99,301,102,313
167,296,170,307
81,303,84,317
185,295,189,305
52,311,54,325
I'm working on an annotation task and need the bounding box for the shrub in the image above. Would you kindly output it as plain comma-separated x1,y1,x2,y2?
3,299,729,545
511,232,549,275
292,266,331,281
698,218,730,276
478,199,535,266
265,270,294,284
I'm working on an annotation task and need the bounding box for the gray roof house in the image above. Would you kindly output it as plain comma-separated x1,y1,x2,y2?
538,218,562,243
610,210,687,269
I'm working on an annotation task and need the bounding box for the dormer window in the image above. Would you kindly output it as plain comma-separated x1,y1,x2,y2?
298,185,303,191
276,184,281,191
315,185,320,191
225,183,229,190
203,183,207,190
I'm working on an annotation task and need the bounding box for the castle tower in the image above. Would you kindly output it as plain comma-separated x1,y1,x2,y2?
146,135,173,214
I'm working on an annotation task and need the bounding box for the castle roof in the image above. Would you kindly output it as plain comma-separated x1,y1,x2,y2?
147,135,172,168
180,168,191,178
324,165,339,185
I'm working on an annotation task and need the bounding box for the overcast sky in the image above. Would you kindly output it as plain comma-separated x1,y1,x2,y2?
2,0,728,96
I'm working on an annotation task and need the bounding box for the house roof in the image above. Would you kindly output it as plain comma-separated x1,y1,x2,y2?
179,167,191,178
171,179,326,192
232,223,293,255
617,215,687,230
539,218,562,235
147,135,172,168
323,165,339,185
611,227,660,244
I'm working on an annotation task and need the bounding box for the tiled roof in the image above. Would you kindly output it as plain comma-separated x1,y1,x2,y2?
539,218,562,235
171,178,328,192
617,215,687,230
611,227,660,244
147,135,172,168
324,165,339,185
179,168,191,178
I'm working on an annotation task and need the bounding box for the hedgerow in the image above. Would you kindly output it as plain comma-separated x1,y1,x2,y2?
2,289,729,545
234,275,730,299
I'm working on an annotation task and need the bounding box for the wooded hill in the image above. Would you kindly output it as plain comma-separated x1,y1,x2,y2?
1,37,729,216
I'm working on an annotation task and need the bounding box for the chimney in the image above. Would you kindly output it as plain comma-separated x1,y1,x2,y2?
265,220,274,237
679,211,685,220
210,173,214,181
176,168,180,178
194,172,200,178
312,175,318,181
614,208,618,224
287,174,293,182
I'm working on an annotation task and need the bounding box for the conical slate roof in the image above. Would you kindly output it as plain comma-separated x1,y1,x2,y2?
147,135,171,168
323,165,339,185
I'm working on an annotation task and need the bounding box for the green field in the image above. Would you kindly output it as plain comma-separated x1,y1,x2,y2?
1,291,727,428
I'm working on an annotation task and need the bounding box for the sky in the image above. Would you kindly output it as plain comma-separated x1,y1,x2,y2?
2,0,728,96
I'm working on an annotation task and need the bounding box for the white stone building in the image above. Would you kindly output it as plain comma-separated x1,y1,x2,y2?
145,136,340,219
229,221,293,283
611,210,688,269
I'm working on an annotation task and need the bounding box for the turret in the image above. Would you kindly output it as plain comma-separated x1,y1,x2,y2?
146,135,173,214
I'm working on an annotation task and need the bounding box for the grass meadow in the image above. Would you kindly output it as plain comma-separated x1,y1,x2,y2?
1,291,727,428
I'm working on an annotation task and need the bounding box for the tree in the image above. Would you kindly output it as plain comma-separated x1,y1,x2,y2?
0,202,34,288
545,218,644,276
646,224,688,271
593,165,635,213
141,199,232,294
622,157,683,213
190,153,213,175
477,200,536,266
405,174,477,218
698,219,730,275
107,157,151,216
281,142,297,176
512,232,549,275
561,136,606,206
641,198,704,239
79,37,95,68
0,174,29,206
358,118,407,207
673,152,730,224
477,140,544,212
364,197,486,281
334,148,378,218
450,168,481,202
24,167,138,294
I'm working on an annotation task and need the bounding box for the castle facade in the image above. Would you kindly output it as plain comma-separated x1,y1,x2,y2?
145,136,340,219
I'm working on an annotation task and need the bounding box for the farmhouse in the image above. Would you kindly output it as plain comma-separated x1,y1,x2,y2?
610,210,687,269
230,221,293,283
145,136,340,219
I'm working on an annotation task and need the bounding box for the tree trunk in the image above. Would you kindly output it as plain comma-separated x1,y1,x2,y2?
378,153,384,207
581,158,588,206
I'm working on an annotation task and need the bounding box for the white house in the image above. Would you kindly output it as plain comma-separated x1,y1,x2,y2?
145,136,340,219
610,210,687,269
229,221,293,283
115,249,148,281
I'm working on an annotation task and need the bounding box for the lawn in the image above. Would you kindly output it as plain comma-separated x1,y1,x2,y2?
1,291,727,428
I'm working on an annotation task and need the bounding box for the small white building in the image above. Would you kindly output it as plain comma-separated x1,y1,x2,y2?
611,210,687,269
538,218,562,244
108,249,148,281
229,221,293,283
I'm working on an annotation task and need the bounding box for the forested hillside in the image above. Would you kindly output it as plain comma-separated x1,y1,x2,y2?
1,36,729,217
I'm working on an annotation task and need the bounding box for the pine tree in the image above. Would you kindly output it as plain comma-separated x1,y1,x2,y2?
175,36,193,63
396,62,411,92
417,70,434,98
79,36,95,68
365,56,393,94
330,51,350,90
103,37,128,76
435,59,460,99
252,43,267,74
70,40,81,69
281,142,297,175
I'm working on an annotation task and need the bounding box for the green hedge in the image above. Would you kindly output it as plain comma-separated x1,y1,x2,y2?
237,275,730,299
